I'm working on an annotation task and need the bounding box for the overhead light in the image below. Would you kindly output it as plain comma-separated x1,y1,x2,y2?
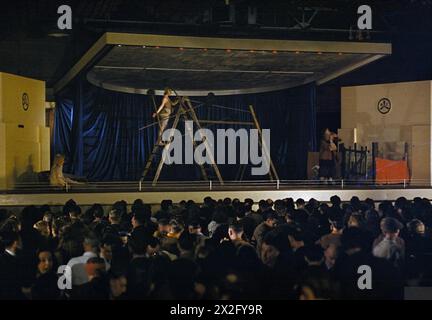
47,29,71,38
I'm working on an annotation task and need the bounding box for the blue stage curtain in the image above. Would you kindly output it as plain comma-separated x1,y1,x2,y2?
52,97,73,172
54,81,316,181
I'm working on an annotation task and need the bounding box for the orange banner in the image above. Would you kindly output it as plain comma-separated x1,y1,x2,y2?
375,158,410,184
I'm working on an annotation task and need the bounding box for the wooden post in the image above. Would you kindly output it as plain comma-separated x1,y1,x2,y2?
249,105,279,181
184,98,224,185
340,143,346,179
372,142,378,183
182,109,209,182
347,146,351,179
354,143,357,176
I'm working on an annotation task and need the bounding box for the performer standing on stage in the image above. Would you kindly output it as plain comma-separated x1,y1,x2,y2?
319,128,338,182
152,88,179,144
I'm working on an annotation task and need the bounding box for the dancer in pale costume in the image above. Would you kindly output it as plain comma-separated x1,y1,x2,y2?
50,154,81,187
152,88,180,144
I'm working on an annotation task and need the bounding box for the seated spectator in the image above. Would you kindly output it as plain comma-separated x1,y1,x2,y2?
252,210,278,257
154,218,170,239
0,231,25,299
31,249,60,300
177,231,197,260
317,218,343,249
131,205,157,240
334,227,403,299
228,221,251,250
207,208,228,238
71,257,109,300
109,272,128,300
67,237,100,286
372,217,405,269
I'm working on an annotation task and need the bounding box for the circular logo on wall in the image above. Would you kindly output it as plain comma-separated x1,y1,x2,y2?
22,93,29,111
377,97,391,114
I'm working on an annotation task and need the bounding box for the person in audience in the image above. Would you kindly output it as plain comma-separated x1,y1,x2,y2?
228,221,251,249
318,218,343,249
0,231,25,299
71,257,109,300
372,217,405,269
31,249,60,300
67,237,100,286
252,210,278,257
109,272,128,300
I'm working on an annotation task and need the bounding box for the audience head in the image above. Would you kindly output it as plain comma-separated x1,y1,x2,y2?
0,230,21,252
228,221,244,241
132,205,151,228
407,219,425,235
380,217,403,239
36,249,55,275
296,198,306,209
264,210,278,228
109,272,127,299
108,209,122,225
83,237,100,253
187,220,202,235
33,220,50,237
330,195,341,208
85,257,106,280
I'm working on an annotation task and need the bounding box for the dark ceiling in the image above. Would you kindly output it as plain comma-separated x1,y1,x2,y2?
87,43,382,95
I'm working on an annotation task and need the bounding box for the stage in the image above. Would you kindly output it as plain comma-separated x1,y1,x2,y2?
1,180,431,207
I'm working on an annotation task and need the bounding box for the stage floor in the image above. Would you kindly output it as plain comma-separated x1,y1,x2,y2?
1,181,431,206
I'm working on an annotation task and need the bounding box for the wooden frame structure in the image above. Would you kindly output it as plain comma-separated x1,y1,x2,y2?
140,97,279,186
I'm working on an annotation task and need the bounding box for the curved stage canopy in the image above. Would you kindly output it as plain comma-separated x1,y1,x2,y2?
53,32,392,96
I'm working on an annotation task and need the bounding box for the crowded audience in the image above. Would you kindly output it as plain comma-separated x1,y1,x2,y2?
1,195,432,300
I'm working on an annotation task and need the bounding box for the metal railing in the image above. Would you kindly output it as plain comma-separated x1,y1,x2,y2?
1,179,431,194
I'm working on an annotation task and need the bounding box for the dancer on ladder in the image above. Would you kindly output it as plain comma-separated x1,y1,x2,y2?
152,88,180,145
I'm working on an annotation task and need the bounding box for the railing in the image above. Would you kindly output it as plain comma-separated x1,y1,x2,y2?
1,179,432,194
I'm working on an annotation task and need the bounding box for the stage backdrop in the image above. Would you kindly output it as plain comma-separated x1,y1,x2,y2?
53,79,316,181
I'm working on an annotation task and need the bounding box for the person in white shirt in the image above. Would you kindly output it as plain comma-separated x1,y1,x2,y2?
50,154,80,187
66,237,100,286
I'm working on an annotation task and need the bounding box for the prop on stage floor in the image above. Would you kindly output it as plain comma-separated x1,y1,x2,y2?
139,90,279,186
